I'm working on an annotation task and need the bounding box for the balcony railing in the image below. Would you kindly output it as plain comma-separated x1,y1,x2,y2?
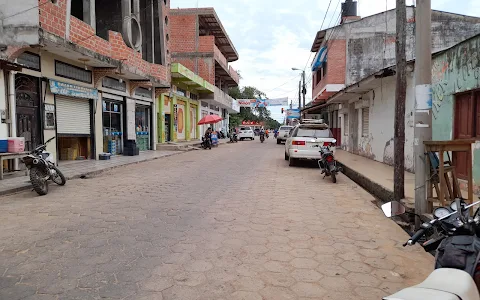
200,85,235,110
213,45,240,84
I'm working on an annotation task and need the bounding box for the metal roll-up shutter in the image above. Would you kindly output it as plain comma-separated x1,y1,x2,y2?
56,96,91,135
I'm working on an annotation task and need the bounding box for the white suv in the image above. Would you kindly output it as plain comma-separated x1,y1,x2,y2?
277,126,293,144
238,126,255,140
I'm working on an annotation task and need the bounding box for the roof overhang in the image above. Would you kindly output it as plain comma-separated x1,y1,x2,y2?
171,63,215,93
311,30,327,52
170,8,239,62
0,59,23,72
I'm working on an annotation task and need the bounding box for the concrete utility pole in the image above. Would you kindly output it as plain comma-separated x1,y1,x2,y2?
394,0,407,201
298,80,301,109
301,70,306,109
414,0,432,225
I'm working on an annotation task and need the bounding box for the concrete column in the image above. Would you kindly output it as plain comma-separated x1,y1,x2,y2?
171,95,177,142
196,105,201,140
8,71,18,169
159,94,165,143
185,99,191,141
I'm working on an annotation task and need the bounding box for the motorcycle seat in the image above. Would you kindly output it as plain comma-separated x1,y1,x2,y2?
384,268,480,300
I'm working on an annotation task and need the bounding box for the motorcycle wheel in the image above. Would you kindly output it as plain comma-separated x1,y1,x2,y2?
30,167,49,196
331,172,337,183
51,165,66,186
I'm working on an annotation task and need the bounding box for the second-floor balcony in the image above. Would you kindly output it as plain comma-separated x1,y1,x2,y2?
213,45,240,86
200,85,238,113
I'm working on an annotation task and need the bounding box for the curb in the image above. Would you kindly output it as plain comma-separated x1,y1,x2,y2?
337,161,395,204
0,151,188,197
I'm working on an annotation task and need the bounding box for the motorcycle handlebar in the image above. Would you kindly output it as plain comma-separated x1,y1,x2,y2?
405,228,426,246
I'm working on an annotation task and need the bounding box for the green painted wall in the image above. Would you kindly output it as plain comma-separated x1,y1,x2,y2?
432,35,480,189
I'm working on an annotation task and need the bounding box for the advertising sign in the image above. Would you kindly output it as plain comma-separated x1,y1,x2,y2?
237,97,289,108
286,109,300,119
49,80,98,99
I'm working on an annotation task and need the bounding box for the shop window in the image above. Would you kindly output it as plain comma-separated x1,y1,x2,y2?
343,114,349,136
136,105,151,151
17,52,41,71
55,60,92,84
135,87,152,98
190,93,199,101
102,77,126,92
102,100,123,155
362,108,369,137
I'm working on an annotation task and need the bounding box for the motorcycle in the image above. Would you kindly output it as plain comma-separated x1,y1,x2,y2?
260,132,265,143
317,140,341,183
229,132,238,143
274,132,278,138
201,136,212,149
381,198,480,300
22,137,66,196
266,132,269,139
218,130,226,139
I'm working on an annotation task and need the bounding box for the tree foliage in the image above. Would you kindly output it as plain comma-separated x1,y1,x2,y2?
228,86,282,129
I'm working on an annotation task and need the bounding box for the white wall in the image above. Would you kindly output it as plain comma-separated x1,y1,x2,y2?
340,72,415,172
0,70,8,138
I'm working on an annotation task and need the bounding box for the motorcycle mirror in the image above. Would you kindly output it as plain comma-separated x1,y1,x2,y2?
332,139,337,144
381,201,406,217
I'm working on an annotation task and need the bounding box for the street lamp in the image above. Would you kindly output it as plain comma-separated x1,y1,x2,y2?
292,68,306,111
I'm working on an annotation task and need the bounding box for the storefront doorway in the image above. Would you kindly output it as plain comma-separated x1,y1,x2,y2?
15,74,41,151
165,114,171,142
135,104,151,151
56,95,93,160
102,100,124,155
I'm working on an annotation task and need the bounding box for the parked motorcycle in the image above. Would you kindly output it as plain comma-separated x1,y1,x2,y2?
260,132,265,143
317,140,341,183
218,130,226,139
381,198,480,300
229,132,238,143
201,136,212,149
22,137,66,196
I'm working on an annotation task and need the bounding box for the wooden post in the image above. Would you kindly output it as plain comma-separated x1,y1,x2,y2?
394,0,407,201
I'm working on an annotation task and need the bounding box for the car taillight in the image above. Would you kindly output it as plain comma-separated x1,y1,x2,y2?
326,155,334,162
292,141,306,146
323,142,330,146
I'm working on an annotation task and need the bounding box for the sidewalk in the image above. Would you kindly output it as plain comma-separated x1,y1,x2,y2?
0,150,181,196
336,150,416,208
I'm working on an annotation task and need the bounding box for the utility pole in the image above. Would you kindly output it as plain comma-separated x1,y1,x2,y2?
394,0,407,201
414,0,432,226
301,70,306,109
298,80,301,110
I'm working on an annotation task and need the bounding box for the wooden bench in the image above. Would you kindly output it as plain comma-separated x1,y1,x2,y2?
0,152,30,180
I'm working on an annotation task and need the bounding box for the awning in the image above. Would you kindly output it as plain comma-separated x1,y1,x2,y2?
171,63,215,94
311,47,327,72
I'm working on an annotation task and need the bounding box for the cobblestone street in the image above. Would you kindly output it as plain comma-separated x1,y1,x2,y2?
0,139,433,300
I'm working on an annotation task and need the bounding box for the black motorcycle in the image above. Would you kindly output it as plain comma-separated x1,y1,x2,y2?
260,132,265,143
317,144,341,183
229,132,238,143
22,137,66,196
201,135,212,149
382,198,480,296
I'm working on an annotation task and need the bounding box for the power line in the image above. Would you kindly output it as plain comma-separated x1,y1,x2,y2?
301,0,335,72
264,74,301,94
1,0,51,21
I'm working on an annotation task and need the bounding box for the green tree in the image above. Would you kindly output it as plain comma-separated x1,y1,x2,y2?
228,86,282,130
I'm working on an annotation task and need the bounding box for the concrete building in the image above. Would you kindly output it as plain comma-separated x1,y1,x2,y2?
304,2,480,172
168,8,241,136
0,0,171,166
432,34,480,192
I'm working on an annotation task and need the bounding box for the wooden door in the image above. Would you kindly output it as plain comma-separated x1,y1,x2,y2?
15,74,41,151
453,92,474,179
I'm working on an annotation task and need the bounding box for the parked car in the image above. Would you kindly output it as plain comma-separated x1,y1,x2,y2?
238,126,255,140
284,120,336,166
276,125,294,144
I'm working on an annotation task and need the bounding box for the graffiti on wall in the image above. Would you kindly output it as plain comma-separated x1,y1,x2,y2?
432,36,480,119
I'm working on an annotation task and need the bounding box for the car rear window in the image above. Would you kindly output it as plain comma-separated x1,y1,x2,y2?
240,127,251,131
294,127,333,138
279,126,292,131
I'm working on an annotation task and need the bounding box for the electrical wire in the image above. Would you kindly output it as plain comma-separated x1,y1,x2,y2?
264,74,302,94
1,0,51,21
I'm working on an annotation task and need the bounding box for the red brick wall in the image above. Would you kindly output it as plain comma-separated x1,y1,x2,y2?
199,36,214,53
36,0,170,83
169,14,197,52
311,39,346,100
175,58,195,72
198,58,215,85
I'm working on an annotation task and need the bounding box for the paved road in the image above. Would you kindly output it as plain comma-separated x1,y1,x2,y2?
0,138,433,300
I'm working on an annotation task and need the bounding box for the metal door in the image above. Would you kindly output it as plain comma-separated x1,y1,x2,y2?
15,74,41,151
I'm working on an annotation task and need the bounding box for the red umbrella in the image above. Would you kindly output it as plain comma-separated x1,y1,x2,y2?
197,115,223,125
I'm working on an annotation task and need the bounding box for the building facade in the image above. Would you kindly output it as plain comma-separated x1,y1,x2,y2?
432,34,480,192
169,8,240,136
0,0,171,164
304,3,480,172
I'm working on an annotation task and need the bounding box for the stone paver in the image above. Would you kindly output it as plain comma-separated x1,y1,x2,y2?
0,139,433,299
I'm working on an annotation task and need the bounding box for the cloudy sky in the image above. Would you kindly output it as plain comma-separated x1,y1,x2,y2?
172,0,480,121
